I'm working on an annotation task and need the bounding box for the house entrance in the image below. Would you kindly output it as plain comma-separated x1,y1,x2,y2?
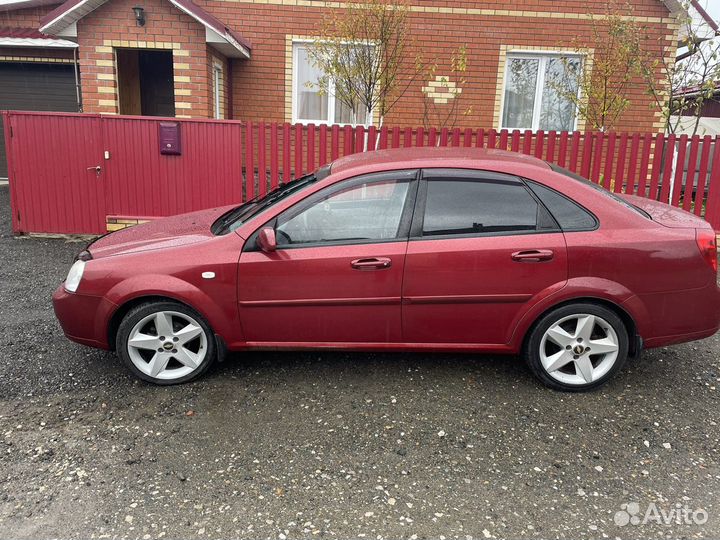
116,49,175,117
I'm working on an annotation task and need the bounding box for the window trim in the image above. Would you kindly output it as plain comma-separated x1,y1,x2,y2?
499,50,583,132
212,62,223,120
409,168,561,241
291,39,374,126
244,169,420,251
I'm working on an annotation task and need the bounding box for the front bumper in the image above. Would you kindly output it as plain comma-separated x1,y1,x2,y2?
52,285,117,349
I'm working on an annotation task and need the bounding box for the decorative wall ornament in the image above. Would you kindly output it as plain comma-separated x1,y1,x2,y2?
422,75,462,104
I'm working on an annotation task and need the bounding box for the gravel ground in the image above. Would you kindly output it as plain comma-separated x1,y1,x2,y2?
0,183,719,539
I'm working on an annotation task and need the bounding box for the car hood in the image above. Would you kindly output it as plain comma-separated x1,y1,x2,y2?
89,205,236,258
619,194,710,229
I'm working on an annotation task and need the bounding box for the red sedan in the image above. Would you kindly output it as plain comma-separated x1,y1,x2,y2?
53,147,720,391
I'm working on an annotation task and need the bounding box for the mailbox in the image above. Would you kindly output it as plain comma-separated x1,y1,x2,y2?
159,121,181,155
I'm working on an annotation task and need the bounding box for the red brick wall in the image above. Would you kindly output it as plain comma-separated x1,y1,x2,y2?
210,0,675,132
0,5,49,27
0,6,74,62
76,0,211,116
0,0,677,131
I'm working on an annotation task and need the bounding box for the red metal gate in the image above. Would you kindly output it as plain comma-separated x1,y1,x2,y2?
3,111,246,235
4,112,107,234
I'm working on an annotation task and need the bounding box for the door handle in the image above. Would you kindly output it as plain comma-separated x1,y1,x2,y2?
511,249,554,262
87,165,101,177
351,257,392,270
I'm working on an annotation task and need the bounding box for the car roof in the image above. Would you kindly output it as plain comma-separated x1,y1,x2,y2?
329,146,551,175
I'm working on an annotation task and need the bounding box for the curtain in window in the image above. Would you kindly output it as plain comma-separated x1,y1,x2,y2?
540,57,580,132
334,99,369,125
502,58,539,130
296,45,328,121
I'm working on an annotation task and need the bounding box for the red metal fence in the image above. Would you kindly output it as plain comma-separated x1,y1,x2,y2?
3,110,720,234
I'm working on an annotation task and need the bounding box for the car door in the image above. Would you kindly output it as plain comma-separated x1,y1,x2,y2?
238,169,418,344
402,168,568,345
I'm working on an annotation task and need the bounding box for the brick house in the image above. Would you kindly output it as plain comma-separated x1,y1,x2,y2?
0,0,683,177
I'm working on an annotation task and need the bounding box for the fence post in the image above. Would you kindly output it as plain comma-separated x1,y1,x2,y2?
626,133,640,195
614,133,627,193
693,135,712,217
319,124,328,166
294,123,303,177
257,122,266,196
660,134,678,202
704,137,720,231
283,123,291,183
245,121,254,200
307,123,315,171
636,133,652,197
580,132,593,178
270,123,279,190
683,135,700,211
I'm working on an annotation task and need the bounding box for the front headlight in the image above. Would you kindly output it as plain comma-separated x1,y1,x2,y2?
64,260,86,293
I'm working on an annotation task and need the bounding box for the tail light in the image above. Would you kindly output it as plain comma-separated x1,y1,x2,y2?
696,229,718,273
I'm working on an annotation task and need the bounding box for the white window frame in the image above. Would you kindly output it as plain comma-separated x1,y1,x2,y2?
212,62,223,120
291,39,374,126
499,51,583,132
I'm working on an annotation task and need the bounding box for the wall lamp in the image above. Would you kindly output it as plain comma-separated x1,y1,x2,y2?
132,6,146,27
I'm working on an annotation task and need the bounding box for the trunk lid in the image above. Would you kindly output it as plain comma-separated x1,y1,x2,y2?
620,194,712,229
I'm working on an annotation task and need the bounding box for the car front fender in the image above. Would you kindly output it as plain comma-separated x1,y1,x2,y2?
102,273,244,348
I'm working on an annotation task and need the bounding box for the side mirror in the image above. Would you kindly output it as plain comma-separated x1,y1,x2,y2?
257,227,277,253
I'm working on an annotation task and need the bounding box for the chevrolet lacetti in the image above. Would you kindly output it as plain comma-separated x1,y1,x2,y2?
53,147,720,391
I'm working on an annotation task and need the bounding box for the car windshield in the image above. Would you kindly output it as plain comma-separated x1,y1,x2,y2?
547,163,652,220
212,166,330,235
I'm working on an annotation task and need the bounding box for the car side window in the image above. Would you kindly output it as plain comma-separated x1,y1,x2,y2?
275,173,414,247
420,175,554,237
525,180,597,231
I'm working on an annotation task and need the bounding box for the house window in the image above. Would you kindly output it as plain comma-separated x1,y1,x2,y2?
212,63,224,120
501,53,581,132
292,41,371,125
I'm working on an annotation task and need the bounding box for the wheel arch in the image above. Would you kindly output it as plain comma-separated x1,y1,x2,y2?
519,296,640,357
102,273,243,352
108,295,183,350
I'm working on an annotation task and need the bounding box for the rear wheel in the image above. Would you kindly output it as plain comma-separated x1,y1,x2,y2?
116,301,216,384
524,303,629,392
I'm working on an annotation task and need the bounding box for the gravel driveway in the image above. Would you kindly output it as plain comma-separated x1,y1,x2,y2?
1,183,719,539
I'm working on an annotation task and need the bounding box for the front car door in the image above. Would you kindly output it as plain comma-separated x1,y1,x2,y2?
402,168,568,346
238,170,418,345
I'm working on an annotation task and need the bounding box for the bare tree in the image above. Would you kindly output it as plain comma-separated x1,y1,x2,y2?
306,0,424,129
640,0,720,135
550,2,645,131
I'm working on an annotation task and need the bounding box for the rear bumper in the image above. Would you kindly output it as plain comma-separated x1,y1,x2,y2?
641,281,720,349
52,285,116,349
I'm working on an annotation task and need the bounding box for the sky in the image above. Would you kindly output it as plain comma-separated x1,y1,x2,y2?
698,0,720,26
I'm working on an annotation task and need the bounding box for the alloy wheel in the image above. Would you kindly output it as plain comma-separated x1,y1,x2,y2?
539,313,620,386
126,310,208,381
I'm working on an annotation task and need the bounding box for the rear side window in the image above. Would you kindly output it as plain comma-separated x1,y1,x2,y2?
547,163,651,220
421,178,555,236
526,181,597,231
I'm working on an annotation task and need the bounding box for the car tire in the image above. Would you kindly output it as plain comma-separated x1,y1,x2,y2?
116,300,217,385
524,303,629,392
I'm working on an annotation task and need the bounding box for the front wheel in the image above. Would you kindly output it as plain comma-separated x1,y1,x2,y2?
524,303,629,392
116,301,217,384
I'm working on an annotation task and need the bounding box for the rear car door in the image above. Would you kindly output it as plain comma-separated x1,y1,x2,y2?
238,170,418,344
401,168,568,345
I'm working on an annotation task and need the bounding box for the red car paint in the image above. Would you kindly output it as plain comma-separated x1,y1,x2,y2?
53,148,720,357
